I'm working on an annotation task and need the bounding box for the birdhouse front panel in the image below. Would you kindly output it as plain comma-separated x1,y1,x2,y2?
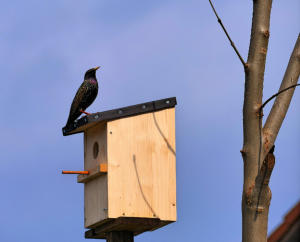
107,108,176,222
84,122,108,228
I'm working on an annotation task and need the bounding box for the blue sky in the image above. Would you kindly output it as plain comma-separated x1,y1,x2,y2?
0,1,299,241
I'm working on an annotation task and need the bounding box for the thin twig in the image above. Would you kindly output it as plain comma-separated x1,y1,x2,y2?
260,83,300,111
208,0,247,68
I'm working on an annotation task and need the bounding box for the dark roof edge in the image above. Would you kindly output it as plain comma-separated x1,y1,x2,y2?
62,97,177,136
268,201,300,242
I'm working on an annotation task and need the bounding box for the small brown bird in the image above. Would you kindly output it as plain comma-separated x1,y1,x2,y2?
65,67,100,127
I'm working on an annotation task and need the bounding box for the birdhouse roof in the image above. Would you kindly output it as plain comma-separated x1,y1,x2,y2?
62,97,177,136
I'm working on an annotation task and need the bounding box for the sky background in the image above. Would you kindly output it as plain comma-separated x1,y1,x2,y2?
0,1,299,241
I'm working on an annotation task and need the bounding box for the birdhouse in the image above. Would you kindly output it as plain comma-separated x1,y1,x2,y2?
62,97,177,239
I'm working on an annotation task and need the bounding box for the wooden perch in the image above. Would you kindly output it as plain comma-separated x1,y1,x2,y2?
62,170,89,175
77,163,107,183
61,164,108,183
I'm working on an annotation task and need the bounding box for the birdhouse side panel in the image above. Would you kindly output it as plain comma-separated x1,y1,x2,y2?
106,108,176,221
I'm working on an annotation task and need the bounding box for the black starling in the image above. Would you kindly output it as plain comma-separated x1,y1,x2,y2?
65,67,100,127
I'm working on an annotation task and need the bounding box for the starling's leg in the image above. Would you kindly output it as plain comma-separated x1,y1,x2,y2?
80,109,91,115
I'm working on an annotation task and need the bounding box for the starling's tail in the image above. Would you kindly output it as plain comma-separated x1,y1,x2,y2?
65,118,73,128
65,111,81,128
65,115,74,128
65,121,71,128
63,119,74,136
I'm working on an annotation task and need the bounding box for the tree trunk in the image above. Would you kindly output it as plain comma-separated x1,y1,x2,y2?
242,1,273,240
242,0,300,241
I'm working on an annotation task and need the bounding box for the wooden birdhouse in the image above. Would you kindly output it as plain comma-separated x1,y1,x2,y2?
62,97,177,239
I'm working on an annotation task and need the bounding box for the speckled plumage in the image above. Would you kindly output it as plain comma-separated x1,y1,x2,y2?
66,67,99,127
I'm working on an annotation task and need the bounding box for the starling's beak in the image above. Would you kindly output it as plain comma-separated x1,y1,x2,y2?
94,66,100,71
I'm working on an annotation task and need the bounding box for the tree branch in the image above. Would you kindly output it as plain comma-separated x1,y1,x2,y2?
261,83,300,111
208,0,247,68
263,34,300,155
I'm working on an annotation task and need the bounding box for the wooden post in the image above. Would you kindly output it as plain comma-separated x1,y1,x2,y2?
106,231,134,242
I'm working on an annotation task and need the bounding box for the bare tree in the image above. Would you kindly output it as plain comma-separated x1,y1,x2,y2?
209,1,300,241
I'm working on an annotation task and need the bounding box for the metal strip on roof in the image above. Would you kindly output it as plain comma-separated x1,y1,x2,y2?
62,97,177,136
